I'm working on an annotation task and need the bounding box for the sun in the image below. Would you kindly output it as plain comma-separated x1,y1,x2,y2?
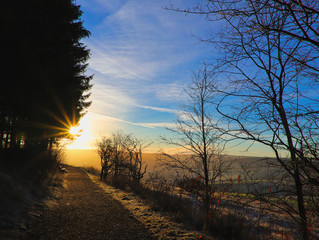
69,125,82,136
66,114,93,149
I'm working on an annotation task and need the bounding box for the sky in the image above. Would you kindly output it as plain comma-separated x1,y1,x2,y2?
66,0,274,157
67,0,210,147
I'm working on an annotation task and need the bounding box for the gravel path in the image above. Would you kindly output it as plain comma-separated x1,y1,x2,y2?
25,166,154,240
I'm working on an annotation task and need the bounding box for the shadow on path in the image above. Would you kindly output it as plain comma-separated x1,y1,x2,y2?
26,166,154,240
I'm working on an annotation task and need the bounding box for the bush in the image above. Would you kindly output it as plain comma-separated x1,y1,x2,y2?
0,146,63,189
0,145,64,232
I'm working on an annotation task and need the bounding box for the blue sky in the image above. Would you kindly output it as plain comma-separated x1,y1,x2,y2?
67,0,274,156
68,0,213,149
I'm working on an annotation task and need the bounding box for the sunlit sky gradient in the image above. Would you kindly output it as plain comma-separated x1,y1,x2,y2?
67,0,274,157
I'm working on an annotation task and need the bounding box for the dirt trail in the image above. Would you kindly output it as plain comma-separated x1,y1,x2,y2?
25,166,154,240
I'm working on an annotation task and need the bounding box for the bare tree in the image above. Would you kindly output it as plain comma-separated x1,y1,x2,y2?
166,1,319,239
96,137,113,180
159,67,230,225
96,132,148,185
121,133,148,184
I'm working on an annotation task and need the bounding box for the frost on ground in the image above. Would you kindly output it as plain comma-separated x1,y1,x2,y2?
86,173,212,240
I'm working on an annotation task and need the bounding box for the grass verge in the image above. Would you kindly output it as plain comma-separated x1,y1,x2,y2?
100,174,254,240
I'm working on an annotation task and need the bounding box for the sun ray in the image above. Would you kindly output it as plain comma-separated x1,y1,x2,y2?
39,106,72,129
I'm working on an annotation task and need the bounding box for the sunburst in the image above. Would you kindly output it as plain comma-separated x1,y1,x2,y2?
69,125,83,137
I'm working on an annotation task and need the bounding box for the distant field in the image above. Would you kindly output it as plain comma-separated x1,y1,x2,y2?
63,149,282,188
64,149,100,169
63,149,160,174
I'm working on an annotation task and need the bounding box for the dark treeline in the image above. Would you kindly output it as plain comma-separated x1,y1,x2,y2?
0,0,91,188
0,0,92,151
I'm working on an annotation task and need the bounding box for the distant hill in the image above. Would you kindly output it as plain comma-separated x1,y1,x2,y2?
64,149,276,181
64,150,160,173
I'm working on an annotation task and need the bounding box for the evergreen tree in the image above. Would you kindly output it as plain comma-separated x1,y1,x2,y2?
0,0,92,149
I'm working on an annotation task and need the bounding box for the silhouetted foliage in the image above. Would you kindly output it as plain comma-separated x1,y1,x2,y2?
0,0,91,151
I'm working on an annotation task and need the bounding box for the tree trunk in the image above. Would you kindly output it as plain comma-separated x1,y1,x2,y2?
294,167,309,240
201,89,210,227
278,105,309,240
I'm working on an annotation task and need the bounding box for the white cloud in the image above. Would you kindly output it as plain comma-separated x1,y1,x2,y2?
89,82,137,115
85,0,205,82
88,41,162,81
76,0,216,147
90,112,156,128
153,83,187,102
89,111,177,130
137,105,180,115
77,0,126,14
144,122,177,128
79,0,214,121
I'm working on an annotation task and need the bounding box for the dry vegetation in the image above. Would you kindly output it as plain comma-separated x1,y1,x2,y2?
86,150,319,240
